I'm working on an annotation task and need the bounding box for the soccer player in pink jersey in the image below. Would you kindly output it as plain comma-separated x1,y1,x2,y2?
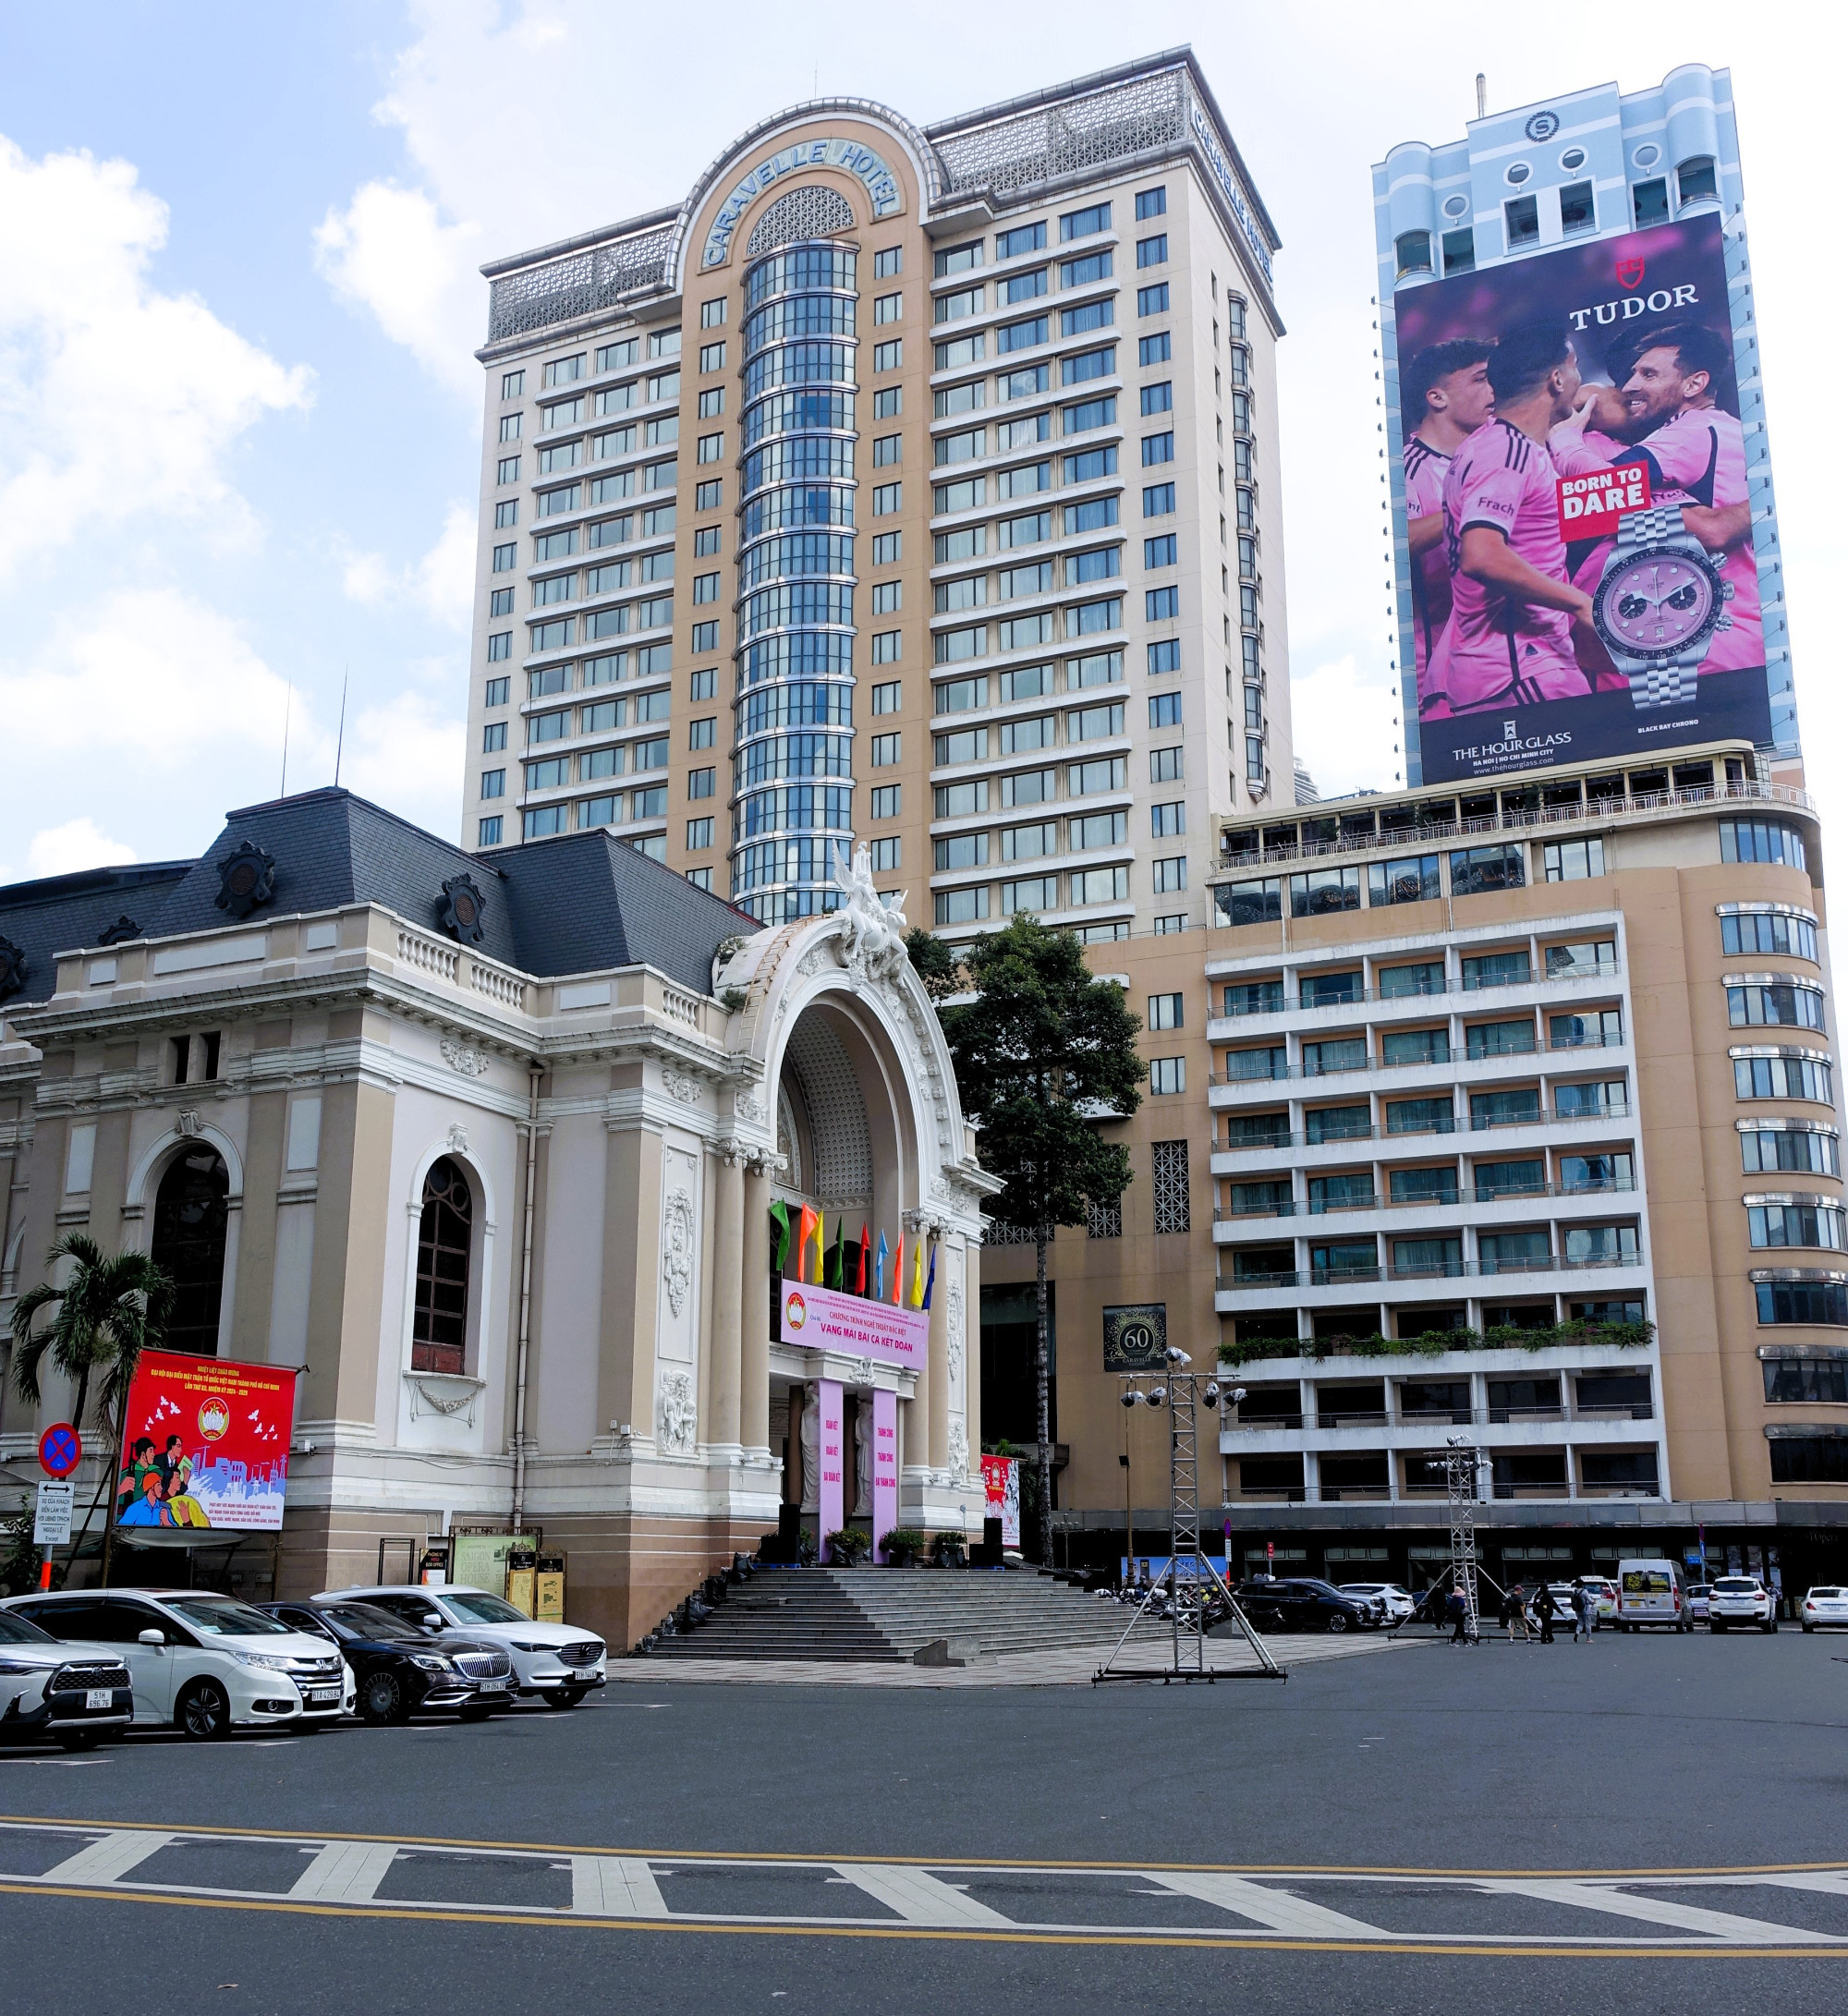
1551,321,1757,674
1431,324,1594,714
1402,341,1495,720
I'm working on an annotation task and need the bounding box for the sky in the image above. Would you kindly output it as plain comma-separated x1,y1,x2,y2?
0,0,1843,882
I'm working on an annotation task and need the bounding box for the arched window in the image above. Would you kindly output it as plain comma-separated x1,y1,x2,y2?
151,1147,230,1354
412,1158,472,1375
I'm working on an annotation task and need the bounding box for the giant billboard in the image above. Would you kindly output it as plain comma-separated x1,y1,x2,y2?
1394,214,1769,783
115,1351,298,1531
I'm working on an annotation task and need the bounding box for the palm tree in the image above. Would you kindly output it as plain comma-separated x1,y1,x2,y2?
12,1233,173,1565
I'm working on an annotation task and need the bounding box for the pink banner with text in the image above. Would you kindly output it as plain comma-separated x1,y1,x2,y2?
779,1280,928,1368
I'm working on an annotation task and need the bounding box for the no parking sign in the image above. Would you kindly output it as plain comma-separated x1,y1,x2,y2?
38,1423,81,1478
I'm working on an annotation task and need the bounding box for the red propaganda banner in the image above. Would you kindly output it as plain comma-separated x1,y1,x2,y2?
116,1351,298,1533
1556,460,1651,541
979,1454,1020,1547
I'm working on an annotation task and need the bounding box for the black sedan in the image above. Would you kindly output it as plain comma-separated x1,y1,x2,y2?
260,1601,516,1724
1233,1577,1381,1633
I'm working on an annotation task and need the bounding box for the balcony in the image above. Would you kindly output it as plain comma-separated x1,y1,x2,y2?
1213,1177,1638,1225
1209,1031,1627,1084
1213,1108,1633,1154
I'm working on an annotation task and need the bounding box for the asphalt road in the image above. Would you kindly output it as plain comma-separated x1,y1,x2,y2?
4,1626,1847,2015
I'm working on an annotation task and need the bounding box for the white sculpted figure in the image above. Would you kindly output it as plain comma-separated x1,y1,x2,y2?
831,844,909,986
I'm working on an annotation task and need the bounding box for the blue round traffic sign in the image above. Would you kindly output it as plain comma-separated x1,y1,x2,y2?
38,1423,81,1478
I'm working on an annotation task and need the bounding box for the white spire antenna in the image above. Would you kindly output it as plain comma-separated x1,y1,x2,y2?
334,668,349,787
280,682,292,798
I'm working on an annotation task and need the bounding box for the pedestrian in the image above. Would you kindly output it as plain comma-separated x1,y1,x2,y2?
1506,1583,1531,1645
1446,1585,1469,1645
1533,1581,1557,1645
1573,1583,1595,1643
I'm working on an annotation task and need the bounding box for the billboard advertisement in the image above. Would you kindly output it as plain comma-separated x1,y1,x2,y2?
1394,213,1769,783
115,1351,298,1531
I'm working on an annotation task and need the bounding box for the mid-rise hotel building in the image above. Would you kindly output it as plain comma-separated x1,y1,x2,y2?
462,49,1292,938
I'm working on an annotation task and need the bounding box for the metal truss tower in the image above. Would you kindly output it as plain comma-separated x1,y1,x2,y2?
1445,1438,1486,1644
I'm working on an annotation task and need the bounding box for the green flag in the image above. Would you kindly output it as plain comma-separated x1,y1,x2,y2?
827,1215,845,1289
769,1199,791,1272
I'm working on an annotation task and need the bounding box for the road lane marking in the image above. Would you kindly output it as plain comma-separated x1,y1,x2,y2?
831,1864,1012,1926
1487,1880,1806,1944
288,1840,400,1903
1152,1871,1390,1938
40,1830,174,1885
571,1856,669,1917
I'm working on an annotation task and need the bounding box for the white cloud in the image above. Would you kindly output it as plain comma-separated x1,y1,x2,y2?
338,501,475,627
338,688,466,841
26,819,135,880
0,133,313,580
313,179,481,396
1290,656,1404,801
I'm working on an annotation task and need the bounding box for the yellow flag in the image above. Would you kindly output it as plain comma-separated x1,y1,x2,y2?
812,1208,827,1284
909,1236,926,1308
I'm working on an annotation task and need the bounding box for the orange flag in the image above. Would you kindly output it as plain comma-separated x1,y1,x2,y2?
796,1204,819,1284
891,1231,904,1306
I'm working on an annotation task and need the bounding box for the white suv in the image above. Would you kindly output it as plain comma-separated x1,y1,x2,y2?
0,1608,134,1750
1,1590,355,1736
1707,1576,1778,1633
324,1585,606,1705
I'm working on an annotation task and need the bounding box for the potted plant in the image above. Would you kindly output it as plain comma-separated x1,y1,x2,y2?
881,1527,929,1567
826,1527,870,1566
932,1530,967,1569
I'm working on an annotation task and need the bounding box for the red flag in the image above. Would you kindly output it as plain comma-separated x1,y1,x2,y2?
891,1232,904,1306
796,1204,819,1284
857,1224,869,1294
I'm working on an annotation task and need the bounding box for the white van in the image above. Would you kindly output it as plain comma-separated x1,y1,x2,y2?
1615,1559,1690,1633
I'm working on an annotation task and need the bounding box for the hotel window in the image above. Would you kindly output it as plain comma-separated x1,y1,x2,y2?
872,482,901,515
687,768,715,800
597,339,638,371
1137,284,1169,317
874,246,903,277
1059,202,1111,241
1544,837,1605,881
1149,691,1182,728
687,817,713,850
1147,586,1180,621
873,339,902,371
699,298,725,328
1140,383,1173,418
499,413,521,443
1136,234,1168,269
1503,196,1539,249
997,222,1047,260
695,480,722,511
1677,156,1718,207
501,370,524,399
1150,747,1183,783
688,718,715,750
871,681,901,714
541,354,584,387
871,631,901,663
1149,1058,1185,1096
1633,178,1669,227
699,342,725,373
497,455,520,484
869,838,901,873
647,330,679,359
489,589,514,617
1758,1295,1848,1340
691,621,718,651
494,501,517,528
1450,844,1526,896
478,817,503,846
1720,820,1806,869
1394,230,1432,277
484,676,510,708
871,785,900,819
480,770,505,799
487,633,511,662
1442,227,1476,275
1559,181,1596,235
874,292,903,323
1142,431,1175,466
1151,801,1184,838
1152,856,1186,893
870,734,900,767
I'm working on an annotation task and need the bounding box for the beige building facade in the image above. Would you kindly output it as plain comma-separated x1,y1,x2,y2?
0,792,993,1647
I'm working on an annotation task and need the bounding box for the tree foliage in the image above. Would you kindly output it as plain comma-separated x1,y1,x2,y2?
935,917,1144,1561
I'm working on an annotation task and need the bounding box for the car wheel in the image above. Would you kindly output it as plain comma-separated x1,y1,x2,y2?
1326,1611,1351,1634
359,1670,407,1726
557,1687,589,1707
176,1679,231,1741
55,1728,103,1752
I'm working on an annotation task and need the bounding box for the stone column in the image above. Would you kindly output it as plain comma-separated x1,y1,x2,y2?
740,1156,772,1453
709,1144,745,1451
962,1236,981,1472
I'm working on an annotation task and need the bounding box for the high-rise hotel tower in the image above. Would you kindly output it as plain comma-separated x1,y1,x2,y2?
461,51,1293,938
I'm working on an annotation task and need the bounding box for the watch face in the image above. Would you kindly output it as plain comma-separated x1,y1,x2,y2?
1594,545,1721,663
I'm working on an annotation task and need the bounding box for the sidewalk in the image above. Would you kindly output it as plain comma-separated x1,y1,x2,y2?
611,1629,1415,1688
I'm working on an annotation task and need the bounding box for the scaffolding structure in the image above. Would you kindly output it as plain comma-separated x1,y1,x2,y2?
1445,1438,1486,1644
1096,1358,1284,1684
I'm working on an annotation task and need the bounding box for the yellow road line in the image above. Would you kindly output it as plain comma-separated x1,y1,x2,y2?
0,1880,1842,1959
2,1816,1843,1881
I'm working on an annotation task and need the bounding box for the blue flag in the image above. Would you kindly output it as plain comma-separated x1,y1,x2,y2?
875,1230,889,1301
922,1241,937,1310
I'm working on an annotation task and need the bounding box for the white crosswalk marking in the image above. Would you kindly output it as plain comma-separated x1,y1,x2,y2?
569,1856,669,1917
833,1864,1015,1926
1152,1871,1391,1938
288,1840,401,1902
40,1830,174,1885
1486,1879,1828,1943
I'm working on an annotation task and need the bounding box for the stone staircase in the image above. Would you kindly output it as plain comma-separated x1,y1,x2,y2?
649,1567,1146,1663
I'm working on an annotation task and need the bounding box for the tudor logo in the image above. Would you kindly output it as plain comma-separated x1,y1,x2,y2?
1617,254,1646,291
784,1291,807,1331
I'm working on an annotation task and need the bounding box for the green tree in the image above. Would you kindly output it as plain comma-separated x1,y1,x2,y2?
904,927,962,1001
12,1233,173,1567
937,917,1143,1562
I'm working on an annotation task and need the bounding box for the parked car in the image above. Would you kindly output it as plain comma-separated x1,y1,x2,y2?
1616,1559,1690,1633
1337,1582,1416,1624
0,1589,354,1737
322,1585,606,1704
1708,1576,1777,1633
0,1607,134,1751
1685,1583,1713,1621
1800,1585,1848,1633
1234,1578,1381,1633
260,1600,517,1723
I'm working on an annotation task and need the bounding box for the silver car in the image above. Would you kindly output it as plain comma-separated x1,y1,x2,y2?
0,1608,133,1750
322,1585,606,1705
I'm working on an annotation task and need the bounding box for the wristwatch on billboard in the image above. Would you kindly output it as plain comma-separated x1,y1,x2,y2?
1590,500,1732,711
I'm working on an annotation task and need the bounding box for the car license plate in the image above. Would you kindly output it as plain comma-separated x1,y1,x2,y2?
85,1689,113,1710
479,1678,508,1691
307,1688,340,1703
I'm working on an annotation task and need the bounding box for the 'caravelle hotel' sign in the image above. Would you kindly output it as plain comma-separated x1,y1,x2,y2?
703,138,903,267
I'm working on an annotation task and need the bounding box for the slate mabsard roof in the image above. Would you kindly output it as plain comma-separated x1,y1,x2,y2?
0,789,759,1004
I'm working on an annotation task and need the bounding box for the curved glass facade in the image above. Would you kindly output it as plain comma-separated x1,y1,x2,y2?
732,243,857,921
